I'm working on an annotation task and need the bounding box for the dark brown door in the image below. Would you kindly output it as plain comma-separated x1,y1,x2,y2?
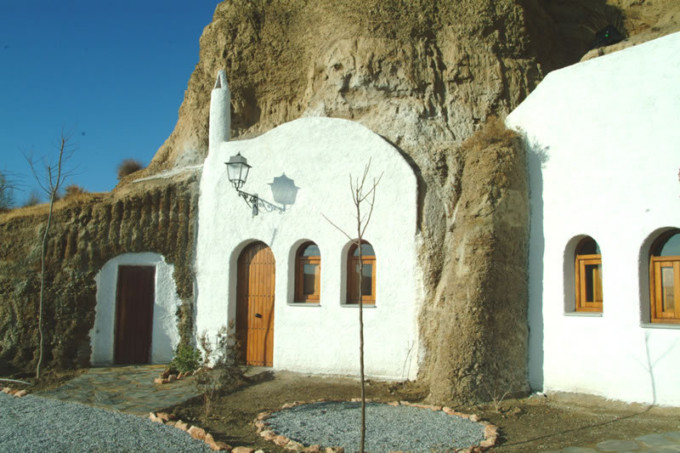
114,265,155,364
237,242,275,367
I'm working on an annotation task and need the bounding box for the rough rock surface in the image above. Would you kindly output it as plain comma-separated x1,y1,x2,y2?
144,0,677,404
0,171,199,375
1,0,678,403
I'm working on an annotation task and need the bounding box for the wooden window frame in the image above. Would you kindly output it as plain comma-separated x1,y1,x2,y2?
650,257,680,324
575,253,603,312
294,243,321,303
346,243,376,305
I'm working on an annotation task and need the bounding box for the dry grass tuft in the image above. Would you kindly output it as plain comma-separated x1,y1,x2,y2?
63,184,88,199
460,116,520,154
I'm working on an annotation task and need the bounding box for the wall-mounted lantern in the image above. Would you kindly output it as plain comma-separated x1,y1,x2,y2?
225,152,299,216
225,152,250,190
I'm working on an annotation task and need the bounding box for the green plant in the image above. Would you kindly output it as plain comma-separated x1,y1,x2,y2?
195,322,247,416
169,343,202,374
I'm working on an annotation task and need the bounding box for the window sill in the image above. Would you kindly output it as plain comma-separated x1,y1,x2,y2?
564,312,602,317
342,303,377,308
288,302,322,307
640,322,680,330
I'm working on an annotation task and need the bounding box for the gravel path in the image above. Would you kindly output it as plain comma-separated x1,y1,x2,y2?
0,393,211,453
265,401,486,452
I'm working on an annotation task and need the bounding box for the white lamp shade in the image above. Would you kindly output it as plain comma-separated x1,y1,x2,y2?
225,153,251,189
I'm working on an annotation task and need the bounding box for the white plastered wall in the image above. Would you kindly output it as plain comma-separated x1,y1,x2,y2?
195,114,421,380
90,252,181,365
507,32,680,406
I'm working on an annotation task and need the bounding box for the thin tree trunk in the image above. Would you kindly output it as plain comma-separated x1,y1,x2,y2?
356,199,366,453
36,195,55,379
32,134,67,379
322,162,380,453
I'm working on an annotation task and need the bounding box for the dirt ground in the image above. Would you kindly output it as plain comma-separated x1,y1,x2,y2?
161,371,680,452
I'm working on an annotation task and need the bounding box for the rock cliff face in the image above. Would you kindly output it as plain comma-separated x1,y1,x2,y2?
148,0,680,174
1,0,678,402
142,0,678,404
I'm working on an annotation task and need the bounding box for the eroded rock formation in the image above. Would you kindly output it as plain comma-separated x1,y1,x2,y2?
1,0,678,403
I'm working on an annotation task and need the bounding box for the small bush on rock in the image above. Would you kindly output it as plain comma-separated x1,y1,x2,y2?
117,158,144,180
63,184,88,199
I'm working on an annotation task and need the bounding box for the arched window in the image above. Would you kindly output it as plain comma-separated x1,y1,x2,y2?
650,229,680,323
575,237,603,312
294,242,321,303
347,241,376,305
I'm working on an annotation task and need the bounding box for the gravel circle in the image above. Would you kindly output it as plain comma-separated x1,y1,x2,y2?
265,401,486,452
0,393,211,453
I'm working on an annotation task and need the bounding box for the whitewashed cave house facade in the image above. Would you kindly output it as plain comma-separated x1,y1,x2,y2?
89,30,680,407
90,253,182,365
194,70,422,380
507,31,680,406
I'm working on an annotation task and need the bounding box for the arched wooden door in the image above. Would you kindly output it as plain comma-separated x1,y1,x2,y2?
236,242,275,366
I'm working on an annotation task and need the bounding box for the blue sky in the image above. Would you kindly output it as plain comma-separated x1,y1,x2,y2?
0,0,220,205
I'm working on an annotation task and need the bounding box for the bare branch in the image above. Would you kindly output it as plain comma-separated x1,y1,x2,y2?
360,180,379,238
321,213,354,242
25,154,50,195
24,129,76,200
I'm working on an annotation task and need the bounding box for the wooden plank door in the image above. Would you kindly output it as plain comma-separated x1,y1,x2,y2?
114,265,155,364
237,242,275,367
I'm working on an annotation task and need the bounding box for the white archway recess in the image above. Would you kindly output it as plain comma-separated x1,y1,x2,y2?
195,115,422,380
90,252,181,365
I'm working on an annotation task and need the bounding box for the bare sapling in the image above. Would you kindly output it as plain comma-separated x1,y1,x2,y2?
323,160,382,453
26,131,75,379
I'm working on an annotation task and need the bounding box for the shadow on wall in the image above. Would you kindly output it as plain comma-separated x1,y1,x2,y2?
527,143,549,391
153,303,176,364
229,169,300,217
519,0,625,72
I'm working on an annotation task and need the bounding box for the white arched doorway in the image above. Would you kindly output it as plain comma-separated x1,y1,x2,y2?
90,253,181,365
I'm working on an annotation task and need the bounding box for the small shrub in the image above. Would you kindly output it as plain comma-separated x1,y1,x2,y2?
63,184,88,199
169,343,202,374
484,380,511,414
195,321,247,416
117,158,144,180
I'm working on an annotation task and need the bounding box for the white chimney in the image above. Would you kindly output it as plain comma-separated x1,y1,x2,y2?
209,70,231,151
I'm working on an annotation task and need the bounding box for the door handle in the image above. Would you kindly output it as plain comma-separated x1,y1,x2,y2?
255,313,263,318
